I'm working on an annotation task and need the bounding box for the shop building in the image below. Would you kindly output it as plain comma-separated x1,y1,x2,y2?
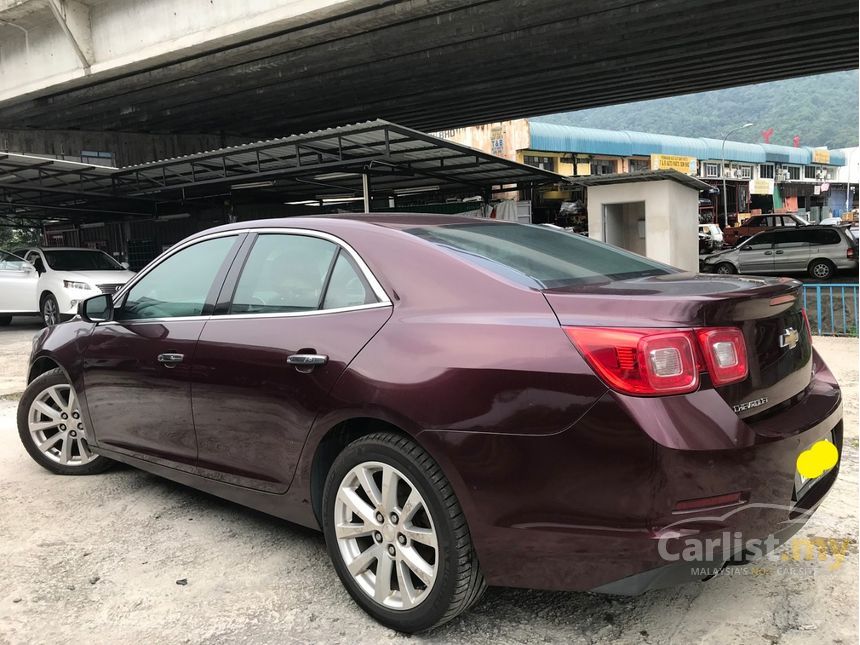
435,120,850,223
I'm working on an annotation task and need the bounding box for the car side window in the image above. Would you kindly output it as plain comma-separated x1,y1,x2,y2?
231,234,338,314
774,230,810,246
746,216,763,226
746,232,778,249
118,236,237,320
322,251,377,309
809,229,841,246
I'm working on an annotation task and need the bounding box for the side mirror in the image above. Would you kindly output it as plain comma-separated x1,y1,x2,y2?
33,260,45,274
120,261,130,270
79,293,113,323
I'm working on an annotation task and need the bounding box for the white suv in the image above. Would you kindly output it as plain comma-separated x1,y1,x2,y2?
14,247,135,326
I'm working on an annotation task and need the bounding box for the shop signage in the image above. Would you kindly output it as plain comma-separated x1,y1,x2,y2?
490,126,504,155
749,178,774,195
650,154,697,175
812,148,830,164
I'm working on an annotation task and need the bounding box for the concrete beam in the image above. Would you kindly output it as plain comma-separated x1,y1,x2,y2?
47,0,93,69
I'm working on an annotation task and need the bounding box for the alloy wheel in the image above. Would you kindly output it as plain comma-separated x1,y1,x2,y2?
42,296,59,326
811,262,832,279
333,461,439,610
27,383,97,466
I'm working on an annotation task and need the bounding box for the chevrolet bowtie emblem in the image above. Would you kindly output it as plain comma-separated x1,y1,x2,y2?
779,327,800,350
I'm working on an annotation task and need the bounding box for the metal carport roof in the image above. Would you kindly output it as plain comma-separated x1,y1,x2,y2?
0,120,565,223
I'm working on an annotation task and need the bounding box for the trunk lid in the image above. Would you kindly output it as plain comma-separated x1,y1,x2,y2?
544,273,812,418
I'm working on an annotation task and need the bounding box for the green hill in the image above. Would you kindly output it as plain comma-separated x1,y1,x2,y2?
534,71,859,149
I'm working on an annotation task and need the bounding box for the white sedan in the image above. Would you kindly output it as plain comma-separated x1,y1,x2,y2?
14,247,135,326
0,250,39,325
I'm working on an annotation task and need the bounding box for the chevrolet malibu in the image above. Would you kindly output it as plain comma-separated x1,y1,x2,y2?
17,215,842,633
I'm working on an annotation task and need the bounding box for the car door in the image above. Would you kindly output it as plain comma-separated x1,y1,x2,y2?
0,251,38,313
772,229,810,273
736,231,778,273
191,231,392,492
81,233,243,467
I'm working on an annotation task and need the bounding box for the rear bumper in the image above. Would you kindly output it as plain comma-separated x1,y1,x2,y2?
419,360,843,593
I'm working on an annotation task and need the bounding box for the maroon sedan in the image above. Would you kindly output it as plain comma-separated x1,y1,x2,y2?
17,215,841,633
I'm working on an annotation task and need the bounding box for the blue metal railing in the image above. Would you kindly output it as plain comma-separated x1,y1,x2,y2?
802,283,859,336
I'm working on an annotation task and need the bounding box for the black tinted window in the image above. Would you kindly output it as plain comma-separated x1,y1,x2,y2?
232,234,338,314
405,222,673,288
773,230,810,245
809,229,841,245
44,250,123,271
746,232,779,247
120,236,237,319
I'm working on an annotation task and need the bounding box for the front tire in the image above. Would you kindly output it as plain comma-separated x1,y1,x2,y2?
17,369,112,475
322,432,485,633
715,262,737,275
41,293,61,327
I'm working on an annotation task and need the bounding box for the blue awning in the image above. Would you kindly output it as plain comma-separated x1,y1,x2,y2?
527,122,845,166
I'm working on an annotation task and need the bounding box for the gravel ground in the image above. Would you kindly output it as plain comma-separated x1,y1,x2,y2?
0,330,856,645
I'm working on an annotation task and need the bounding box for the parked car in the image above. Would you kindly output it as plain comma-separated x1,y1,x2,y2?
13,247,135,326
698,223,724,254
0,250,39,325
722,212,808,247
818,217,842,226
17,216,842,633
701,226,858,279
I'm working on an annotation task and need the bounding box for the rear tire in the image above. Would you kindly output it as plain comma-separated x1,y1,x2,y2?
715,262,737,275
17,369,112,475
322,432,485,633
808,259,835,280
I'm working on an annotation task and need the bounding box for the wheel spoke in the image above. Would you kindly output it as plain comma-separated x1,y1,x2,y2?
77,438,93,462
403,525,437,549
396,560,417,609
30,420,61,432
38,433,63,452
46,385,68,411
335,521,374,540
338,488,377,526
374,553,394,603
355,465,382,508
400,488,422,523
399,546,434,585
59,436,72,464
32,400,61,421
66,388,78,415
380,465,398,514
347,545,380,577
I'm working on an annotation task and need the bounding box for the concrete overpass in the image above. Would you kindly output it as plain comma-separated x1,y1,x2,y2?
0,0,857,139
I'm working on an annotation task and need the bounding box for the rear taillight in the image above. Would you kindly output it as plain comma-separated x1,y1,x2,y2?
563,327,699,395
847,246,855,260
696,327,748,386
564,326,749,396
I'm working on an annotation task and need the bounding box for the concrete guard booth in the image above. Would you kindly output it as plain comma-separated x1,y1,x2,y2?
573,170,710,273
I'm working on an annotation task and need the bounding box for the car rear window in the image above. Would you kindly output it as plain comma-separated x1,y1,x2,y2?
405,222,674,288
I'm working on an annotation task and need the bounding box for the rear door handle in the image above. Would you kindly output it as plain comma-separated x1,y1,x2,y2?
287,353,328,366
775,250,784,254
764,251,773,255
157,352,185,368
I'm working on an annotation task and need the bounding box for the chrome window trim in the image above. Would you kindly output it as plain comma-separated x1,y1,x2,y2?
111,227,391,324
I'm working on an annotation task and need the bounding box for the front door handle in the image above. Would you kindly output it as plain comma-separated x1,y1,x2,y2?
287,353,328,367
774,250,784,254
764,251,773,255
157,352,185,368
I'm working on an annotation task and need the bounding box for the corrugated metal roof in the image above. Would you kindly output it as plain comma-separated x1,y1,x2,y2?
569,169,711,191
528,122,845,166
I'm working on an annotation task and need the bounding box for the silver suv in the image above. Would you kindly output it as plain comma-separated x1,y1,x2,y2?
701,225,858,279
